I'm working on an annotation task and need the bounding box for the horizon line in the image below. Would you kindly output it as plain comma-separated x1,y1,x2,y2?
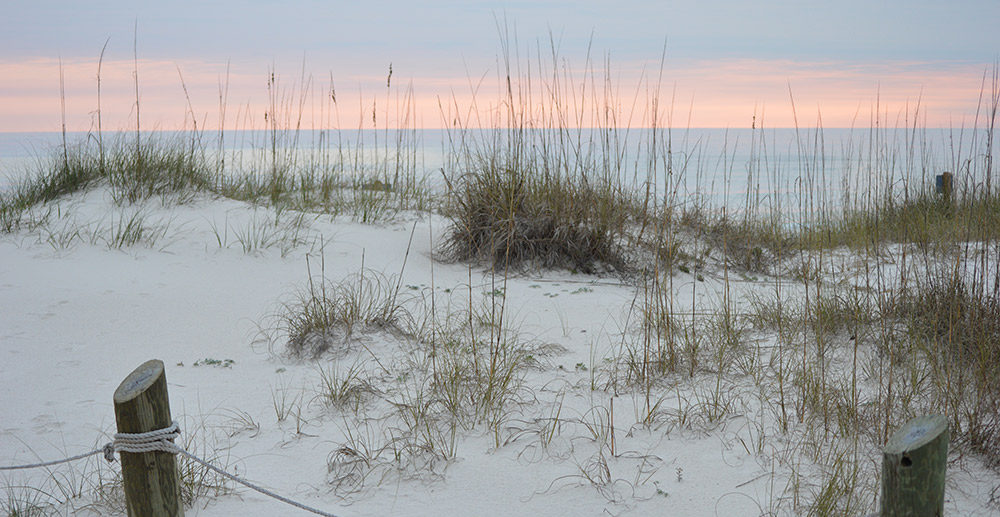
1,125,989,135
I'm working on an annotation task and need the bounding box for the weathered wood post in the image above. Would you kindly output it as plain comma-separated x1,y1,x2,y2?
936,172,953,198
879,414,949,517
113,359,184,517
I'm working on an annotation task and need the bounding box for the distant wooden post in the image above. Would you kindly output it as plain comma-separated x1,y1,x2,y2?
936,172,953,198
879,415,949,517
113,359,185,517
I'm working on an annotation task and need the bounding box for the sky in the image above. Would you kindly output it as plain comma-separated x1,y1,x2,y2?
1,0,998,131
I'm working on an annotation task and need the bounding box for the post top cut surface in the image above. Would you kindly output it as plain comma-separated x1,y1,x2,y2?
114,359,165,404
884,414,948,455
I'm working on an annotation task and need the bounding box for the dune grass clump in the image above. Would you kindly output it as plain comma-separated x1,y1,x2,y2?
216,167,430,224
0,134,212,232
60,134,210,203
436,27,669,275
429,303,555,428
677,203,794,273
279,266,414,358
441,157,639,273
895,269,1000,465
1,483,54,517
5,151,98,211
102,134,213,204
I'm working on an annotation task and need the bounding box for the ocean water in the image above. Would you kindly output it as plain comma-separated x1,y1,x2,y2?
2,127,994,218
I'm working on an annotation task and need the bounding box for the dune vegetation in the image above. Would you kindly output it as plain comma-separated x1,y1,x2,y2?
2,35,999,516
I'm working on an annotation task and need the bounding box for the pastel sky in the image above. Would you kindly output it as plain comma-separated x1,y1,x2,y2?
1,1,997,131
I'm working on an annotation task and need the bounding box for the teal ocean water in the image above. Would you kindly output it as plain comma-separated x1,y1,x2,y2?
2,127,994,217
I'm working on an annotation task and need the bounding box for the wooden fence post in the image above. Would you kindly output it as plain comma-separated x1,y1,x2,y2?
113,359,185,517
879,414,949,517
935,172,953,198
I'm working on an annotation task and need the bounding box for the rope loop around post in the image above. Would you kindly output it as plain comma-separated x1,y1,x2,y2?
111,420,182,456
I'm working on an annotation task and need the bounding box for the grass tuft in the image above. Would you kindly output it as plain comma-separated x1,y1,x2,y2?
440,159,637,274
895,269,1000,465
279,266,413,358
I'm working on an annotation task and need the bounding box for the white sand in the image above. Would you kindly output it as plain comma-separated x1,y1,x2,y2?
2,188,997,516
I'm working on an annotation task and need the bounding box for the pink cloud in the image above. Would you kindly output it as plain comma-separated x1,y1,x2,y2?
0,57,992,132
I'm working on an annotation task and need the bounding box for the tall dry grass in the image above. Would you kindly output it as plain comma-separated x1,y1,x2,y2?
3,31,1000,516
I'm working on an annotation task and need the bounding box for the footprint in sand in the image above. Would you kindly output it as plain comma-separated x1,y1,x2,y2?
30,414,65,434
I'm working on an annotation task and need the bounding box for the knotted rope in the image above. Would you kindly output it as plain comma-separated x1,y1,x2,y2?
105,420,182,460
